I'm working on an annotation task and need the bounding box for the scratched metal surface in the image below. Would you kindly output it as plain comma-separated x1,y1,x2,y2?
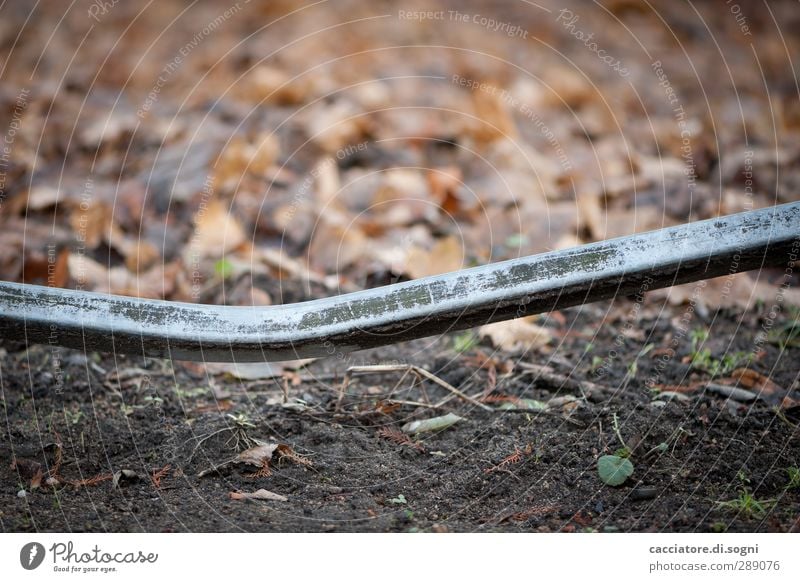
0,202,798,362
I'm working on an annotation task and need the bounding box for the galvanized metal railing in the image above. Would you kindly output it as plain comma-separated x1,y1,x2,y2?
0,202,797,361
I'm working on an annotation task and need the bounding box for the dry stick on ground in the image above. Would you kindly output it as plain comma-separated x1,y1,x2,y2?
515,362,613,399
337,364,492,411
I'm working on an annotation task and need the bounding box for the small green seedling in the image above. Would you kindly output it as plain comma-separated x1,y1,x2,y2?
599,413,635,486
785,467,800,490
388,494,407,505
504,233,528,248
715,490,775,519
453,331,478,353
598,455,634,486
214,258,235,280
767,321,800,350
690,348,749,377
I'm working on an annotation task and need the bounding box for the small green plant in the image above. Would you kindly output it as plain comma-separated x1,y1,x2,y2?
690,327,709,352
504,233,528,248
736,470,751,486
690,348,749,377
688,327,751,376
767,321,800,350
598,455,634,486
214,258,235,280
388,493,407,505
626,343,654,379
715,490,775,519
710,522,727,533
612,413,632,458
142,395,164,407
63,408,83,425
785,466,800,490
453,331,478,353
598,414,634,486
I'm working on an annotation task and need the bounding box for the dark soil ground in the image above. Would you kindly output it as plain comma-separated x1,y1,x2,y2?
3,282,799,532
2,0,800,534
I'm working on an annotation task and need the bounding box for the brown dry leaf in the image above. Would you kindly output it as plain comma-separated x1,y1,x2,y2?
405,236,464,279
205,359,314,381
188,199,246,259
30,468,43,490
428,166,471,216
0,230,25,280
314,156,341,207
306,100,371,153
68,253,181,299
79,112,137,148
229,489,287,502
479,316,553,352
372,169,438,225
469,82,518,143
25,184,61,210
22,246,69,287
603,207,668,239
540,68,595,109
215,134,280,187
227,278,272,306
11,457,42,482
240,66,312,105
68,253,109,291
307,221,368,273
236,443,280,468
656,272,800,310
730,368,784,396
106,225,160,273
70,201,112,249
576,189,603,240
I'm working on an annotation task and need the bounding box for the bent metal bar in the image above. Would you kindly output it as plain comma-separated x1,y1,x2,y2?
0,202,797,362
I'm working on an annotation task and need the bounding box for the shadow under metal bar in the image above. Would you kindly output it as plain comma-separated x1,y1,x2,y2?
0,202,798,362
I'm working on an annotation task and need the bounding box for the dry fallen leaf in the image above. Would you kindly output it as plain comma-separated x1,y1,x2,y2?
656,272,800,310
187,199,246,259
25,184,61,210
405,236,464,279
479,317,553,352
205,359,314,381
215,133,280,187
469,81,518,143
307,221,368,273
22,246,69,287
730,368,784,396
235,442,280,467
229,489,287,502
239,66,312,105
69,201,112,249
306,99,371,153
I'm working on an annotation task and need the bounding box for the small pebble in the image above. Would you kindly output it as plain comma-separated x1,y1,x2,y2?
17,489,27,498
630,487,659,501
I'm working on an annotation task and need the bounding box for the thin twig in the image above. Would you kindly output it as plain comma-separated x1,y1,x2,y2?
516,362,612,399
337,364,492,411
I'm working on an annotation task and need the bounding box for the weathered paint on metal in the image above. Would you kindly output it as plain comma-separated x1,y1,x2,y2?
1,202,798,362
